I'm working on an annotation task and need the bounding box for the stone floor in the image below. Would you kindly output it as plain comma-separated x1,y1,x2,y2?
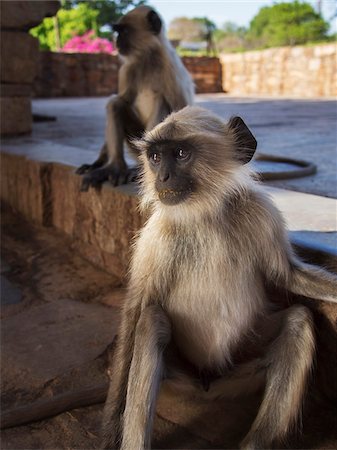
5,94,336,197
1,206,337,450
1,94,337,449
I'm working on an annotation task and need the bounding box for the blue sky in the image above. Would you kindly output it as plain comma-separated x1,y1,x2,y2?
149,0,336,30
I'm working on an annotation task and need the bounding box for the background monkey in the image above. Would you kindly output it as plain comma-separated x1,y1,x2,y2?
77,6,194,191
101,106,337,450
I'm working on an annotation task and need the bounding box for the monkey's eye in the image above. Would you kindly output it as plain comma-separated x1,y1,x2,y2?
149,152,161,164
175,148,190,161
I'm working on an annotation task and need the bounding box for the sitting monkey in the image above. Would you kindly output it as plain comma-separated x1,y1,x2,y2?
101,106,337,449
77,6,194,191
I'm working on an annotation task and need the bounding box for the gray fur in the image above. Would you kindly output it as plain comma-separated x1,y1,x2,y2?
77,6,194,190
101,106,337,449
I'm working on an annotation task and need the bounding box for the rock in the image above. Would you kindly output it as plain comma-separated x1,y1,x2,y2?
220,44,337,97
1,31,39,84
0,97,32,135
0,153,143,280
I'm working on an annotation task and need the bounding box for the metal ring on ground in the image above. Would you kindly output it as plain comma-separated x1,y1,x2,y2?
254,153,317,181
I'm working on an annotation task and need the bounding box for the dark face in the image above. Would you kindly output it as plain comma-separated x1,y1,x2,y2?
112,23,133,55
146,140,196,205
112,9,162,56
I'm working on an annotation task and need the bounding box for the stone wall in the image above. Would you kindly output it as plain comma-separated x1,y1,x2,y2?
220,43,336,98
0,1,60,135
33,53,223,97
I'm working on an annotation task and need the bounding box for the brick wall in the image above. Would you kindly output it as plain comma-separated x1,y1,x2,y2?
220,43,336,98
33,52,223,97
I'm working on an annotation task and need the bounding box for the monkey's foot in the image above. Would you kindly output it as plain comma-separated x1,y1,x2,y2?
76,164,93,175
76,160,105,175
80,166,139,192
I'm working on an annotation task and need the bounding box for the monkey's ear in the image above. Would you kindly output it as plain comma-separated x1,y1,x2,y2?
228,116,257,164
147,10,162,34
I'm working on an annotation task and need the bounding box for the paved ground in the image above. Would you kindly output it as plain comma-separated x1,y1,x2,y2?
1,206,337,449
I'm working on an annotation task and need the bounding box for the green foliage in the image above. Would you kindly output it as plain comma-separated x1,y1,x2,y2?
30,3,99,50
247,1,329,48
30,0,146,51
63,0,146,32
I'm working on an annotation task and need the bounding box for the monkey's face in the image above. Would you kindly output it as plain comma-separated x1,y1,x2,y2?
146,141,196,205
112,6,162,56
137,106,257,214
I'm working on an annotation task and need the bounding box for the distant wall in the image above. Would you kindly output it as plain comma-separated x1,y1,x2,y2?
220,43,336,98
33,52,223,97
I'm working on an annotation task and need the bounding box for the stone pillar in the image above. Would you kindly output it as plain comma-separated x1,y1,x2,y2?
0,1,60,136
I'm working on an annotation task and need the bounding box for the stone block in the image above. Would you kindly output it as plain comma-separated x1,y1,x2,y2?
0,152,145,279
0,96,32,135
1,84,32,97
47,163,143,279
0,1,60,31
0,153,44,223
1,31,39,84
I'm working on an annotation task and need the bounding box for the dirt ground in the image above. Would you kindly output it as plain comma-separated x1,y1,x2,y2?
1,204,337,449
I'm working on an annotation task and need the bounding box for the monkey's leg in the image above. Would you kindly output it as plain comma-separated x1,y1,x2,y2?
76,143,108,175
101,306,139,449
120,305,171,450
80,97,144,191
240,305,315,450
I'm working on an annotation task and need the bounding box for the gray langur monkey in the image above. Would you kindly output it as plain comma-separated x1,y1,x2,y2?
101,106,337,449
76,6,194,191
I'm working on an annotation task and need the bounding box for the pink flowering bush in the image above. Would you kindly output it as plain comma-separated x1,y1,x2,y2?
61,30,115,54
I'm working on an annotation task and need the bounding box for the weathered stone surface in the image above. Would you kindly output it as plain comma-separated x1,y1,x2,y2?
220,43,337,98
1,31,39,84
49,164,143,279
0,96,32,135
34,53,121,98
33,53,223,97
1,84,32,97
0,153,43,222
0,1,60,31
0,152,143,279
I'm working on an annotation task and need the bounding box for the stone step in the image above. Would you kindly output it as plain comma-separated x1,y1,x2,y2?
1,150,336,282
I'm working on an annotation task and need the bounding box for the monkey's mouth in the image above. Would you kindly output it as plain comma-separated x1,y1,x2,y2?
158,188,191,205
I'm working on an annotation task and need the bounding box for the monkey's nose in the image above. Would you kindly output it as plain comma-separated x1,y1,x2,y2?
159,171,170,182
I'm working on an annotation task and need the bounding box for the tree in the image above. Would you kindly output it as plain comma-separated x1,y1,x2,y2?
30,0,146,51
247,1,329,48
168,17,216,42
30,3,99,50
63,0,146,33
214,22,248,53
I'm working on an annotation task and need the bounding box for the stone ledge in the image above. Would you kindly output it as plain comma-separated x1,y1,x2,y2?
1,150,336,282
0,152,143,280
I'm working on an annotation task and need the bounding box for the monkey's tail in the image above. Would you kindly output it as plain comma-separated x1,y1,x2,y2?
289,261,337,304
1,382,109,430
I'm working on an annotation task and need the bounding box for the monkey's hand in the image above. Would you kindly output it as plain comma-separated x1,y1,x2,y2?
76,163,95,175
79,164,139,192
